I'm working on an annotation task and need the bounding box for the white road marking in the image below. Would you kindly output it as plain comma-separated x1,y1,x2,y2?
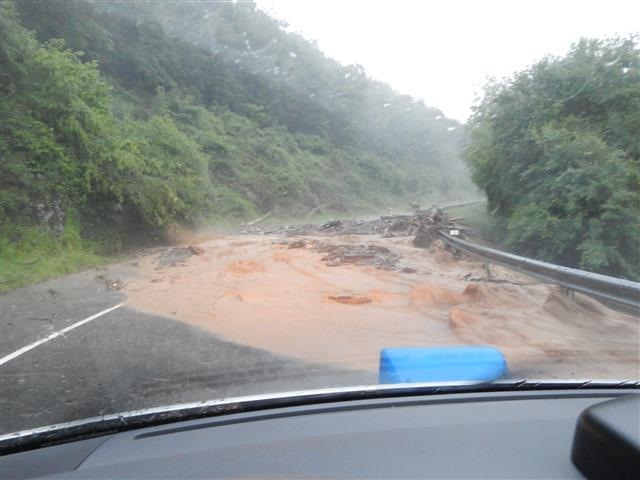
0,303,124,366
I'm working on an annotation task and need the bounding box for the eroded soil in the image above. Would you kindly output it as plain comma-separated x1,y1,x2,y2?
118,231,639,379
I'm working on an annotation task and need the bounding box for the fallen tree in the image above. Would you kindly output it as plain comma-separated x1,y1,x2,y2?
407,203,467,248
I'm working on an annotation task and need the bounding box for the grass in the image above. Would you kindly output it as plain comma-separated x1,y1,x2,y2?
0,224,106,293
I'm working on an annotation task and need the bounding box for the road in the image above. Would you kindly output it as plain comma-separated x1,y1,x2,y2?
0,265,372,435
2,230,638,436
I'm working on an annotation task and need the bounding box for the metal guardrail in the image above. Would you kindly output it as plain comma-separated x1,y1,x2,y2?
438,232,640,313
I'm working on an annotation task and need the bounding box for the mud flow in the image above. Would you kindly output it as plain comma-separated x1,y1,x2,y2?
122,223,639,380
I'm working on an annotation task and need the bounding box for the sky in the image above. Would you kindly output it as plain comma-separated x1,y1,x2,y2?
256,0,639,122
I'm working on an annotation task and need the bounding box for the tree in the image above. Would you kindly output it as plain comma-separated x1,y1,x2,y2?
466,36,640,279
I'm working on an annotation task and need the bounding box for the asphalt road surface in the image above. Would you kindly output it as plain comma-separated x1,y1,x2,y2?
0,267,373,435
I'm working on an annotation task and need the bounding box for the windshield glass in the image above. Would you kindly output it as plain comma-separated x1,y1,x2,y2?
1,0,639,436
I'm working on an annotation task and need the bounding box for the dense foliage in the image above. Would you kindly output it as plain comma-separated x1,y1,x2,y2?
7,0,470,229
465,37,640,279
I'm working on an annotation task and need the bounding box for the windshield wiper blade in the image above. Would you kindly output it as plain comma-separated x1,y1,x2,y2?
1,379,638,455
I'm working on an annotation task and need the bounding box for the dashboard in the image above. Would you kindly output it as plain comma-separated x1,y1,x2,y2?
1,389,638,479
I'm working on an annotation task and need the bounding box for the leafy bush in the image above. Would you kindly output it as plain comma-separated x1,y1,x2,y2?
466,36,640,279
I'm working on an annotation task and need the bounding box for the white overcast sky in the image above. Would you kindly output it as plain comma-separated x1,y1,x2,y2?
256,0,639,122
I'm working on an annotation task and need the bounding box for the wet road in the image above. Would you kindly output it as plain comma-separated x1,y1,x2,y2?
0,268,372,435
3,233,638,436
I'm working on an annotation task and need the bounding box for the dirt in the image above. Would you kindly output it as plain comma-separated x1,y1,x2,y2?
120,225,639,380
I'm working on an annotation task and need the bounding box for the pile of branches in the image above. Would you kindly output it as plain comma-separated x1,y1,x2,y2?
403,202,467,248
239,202,467,246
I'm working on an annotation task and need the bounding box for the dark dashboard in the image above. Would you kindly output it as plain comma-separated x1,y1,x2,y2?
2,388,638,479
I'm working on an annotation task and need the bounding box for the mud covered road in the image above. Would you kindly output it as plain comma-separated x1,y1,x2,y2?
126,232,639,378
1,221,639,433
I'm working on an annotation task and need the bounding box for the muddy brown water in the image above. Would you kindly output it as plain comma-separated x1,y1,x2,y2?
122,234,639,379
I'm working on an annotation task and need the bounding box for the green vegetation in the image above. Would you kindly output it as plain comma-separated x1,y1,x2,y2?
0,216,105,292
446,203,502,246
1,0,471,289
465,37,640,279
5,0,635,289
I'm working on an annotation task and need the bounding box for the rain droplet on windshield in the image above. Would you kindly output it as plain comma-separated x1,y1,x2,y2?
383,103,391,108
447,126,457,131
289,52,297,58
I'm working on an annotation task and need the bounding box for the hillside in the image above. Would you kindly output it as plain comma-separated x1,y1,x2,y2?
0,0,474,289
14,0,471,214
0,1,472,288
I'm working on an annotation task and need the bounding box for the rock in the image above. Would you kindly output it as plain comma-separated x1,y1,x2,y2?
462,283,487,302
321,219,342,229
326,294,372,305
96,275,124,290
288,239,307,249
188,245,205,255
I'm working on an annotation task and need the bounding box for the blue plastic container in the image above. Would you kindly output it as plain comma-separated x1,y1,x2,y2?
379,346,507,384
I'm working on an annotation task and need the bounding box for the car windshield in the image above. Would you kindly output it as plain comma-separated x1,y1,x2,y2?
1,0,639,437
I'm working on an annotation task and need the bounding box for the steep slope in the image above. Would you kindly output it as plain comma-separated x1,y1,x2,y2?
1,0,473,289
16,0,471,211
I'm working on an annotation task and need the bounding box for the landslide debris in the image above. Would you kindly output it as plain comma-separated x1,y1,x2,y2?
241,204,466,249
287,239,400,270
155,246,200,268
